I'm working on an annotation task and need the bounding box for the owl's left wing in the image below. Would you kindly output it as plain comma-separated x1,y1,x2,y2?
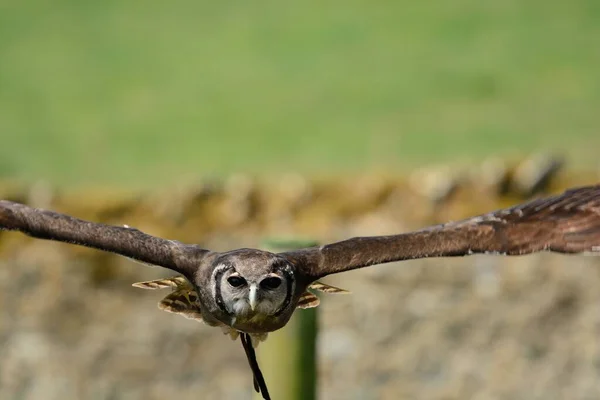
284,184,600,280
0,200,209,278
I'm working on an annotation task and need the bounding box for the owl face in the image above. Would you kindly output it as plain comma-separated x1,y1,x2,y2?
219,269,288,317
208,249,296,322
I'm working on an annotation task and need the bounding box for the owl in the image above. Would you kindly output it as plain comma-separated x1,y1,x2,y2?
131,274,348,347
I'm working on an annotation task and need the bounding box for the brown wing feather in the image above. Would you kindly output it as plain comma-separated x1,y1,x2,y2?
158,289,204,322
284,184,600,279
132,276,189,290
297,292,320,309
0,200,209,277
132,276,203,321
309,281,350,294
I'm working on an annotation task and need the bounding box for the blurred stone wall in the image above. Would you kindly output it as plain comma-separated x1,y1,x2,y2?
1,159,599,400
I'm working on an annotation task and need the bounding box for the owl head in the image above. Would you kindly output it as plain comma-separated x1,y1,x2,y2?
209,249,296,320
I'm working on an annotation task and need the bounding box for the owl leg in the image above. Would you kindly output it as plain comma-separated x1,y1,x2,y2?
240,333,271,400
240,333,260,393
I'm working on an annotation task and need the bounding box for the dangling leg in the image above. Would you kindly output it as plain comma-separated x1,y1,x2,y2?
240,333,271,400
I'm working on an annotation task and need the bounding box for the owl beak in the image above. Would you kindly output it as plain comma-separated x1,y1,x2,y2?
249,284,258,311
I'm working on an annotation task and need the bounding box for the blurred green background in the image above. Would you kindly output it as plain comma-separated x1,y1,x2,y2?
1,0,599,186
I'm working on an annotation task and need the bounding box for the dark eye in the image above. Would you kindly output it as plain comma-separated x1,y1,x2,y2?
227,276,246,288
260,277,282,290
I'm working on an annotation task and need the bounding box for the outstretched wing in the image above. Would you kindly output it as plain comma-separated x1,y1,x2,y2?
284,184,600,280
0,200,209,278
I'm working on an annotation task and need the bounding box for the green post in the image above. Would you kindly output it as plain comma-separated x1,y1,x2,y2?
253,239,319,400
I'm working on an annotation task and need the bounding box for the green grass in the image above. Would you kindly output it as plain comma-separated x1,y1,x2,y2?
1,0,599,186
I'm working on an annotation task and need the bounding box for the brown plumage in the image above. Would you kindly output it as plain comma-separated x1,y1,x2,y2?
283,184,600,279
2,185,598,284
132,277,346,327
2,184,600,400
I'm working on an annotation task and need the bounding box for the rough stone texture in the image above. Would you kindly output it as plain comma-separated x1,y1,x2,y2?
1,176,600,399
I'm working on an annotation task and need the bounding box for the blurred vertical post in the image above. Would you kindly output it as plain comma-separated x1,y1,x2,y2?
253,238,319,400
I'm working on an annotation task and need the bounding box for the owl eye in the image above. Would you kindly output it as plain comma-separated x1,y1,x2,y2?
260,277,282,290
227,276,246,288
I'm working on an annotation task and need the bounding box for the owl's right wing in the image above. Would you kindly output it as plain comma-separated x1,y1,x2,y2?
0,200,210,278
158,289,204,322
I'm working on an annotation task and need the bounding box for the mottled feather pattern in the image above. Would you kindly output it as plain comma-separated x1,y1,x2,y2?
133,277,204,321
309,281,350,294
158,290,204,322
132,276,188,289
132,276,347,351
297,292,320,309
133,277,350,317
